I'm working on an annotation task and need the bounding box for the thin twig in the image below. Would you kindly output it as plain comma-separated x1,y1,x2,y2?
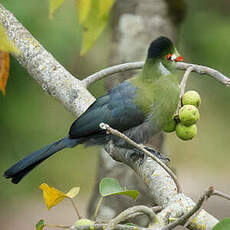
105,205,157,230
184,188,230,228
176,62,230,87
82,62,143,88
174,66,194,119
69,198,81,219
152,206,163,213
45,224,70,229
82,61,230,88
118,206,163,221
184,189,230,227
180,66,194,99
212,190,230,201
100,123,182,194
162,186,214,230
183,196,209,228
93,197,104,221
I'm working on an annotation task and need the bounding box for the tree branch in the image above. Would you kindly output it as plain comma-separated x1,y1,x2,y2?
83,61,230,88
101,124,218,230
71,186,230,230
119,206,163,222
100,123,182,194
105,205,157,230
164,187,230,230
71,223,145,230
212,190,230,201
176,62,230,87
82,62,144,88
162,186,214,230
83,62,143,86
0,4,95,117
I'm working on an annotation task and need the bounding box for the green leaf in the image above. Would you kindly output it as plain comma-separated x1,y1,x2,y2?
78,0,114,55
125,223,137,226
0,23,19,54
99,178,139,200
212,218,230,230
49,0,65,19
75,0,91,23
35,219,45,230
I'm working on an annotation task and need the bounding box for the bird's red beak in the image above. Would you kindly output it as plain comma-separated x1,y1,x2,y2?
175,56,183,62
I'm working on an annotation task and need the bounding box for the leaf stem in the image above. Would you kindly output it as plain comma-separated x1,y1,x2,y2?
93,197,104,221
45,224,70,229
69,198,81,219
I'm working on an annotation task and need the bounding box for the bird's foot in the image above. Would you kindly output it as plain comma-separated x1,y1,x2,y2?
130,150,145,163
129,145,169,166
144,146,170,164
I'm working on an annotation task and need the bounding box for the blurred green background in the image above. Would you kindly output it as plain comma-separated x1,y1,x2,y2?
0,0,230,228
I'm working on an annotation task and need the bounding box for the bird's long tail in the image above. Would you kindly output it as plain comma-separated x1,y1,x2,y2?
4,137,79,184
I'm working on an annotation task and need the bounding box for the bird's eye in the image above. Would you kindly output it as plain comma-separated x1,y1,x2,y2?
166,54,172,61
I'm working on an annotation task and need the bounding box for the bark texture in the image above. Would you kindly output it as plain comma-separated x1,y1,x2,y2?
0,4,95,117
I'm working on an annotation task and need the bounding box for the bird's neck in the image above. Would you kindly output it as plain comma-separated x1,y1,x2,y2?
141,58,170,82
129,57,180,128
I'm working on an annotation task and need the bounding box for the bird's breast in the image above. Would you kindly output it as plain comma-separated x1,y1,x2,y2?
149,77,180,128
134,76,180,129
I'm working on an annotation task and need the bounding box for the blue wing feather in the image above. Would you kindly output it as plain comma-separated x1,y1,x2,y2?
69,81,145,139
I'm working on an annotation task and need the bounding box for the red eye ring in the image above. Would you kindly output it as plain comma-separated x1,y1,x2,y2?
166,54,172,61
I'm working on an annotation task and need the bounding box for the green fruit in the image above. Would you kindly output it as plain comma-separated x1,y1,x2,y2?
75,219,95,227
176,123,197,140
163,117,176,132
182,90,201,107
179,105,199,126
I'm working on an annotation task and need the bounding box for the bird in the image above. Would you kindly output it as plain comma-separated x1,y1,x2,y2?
4,36,183,184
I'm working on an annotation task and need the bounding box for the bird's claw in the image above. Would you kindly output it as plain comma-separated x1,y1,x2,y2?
144,146,170,163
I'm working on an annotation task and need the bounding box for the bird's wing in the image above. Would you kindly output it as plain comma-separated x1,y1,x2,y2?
69,81,145,139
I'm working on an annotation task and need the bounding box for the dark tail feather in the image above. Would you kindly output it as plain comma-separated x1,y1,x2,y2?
4,137,79,184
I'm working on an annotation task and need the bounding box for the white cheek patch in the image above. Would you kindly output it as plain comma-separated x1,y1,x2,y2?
171,54,177,61
159,62,170,75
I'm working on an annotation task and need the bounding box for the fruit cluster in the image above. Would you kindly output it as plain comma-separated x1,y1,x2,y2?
163,90,201,141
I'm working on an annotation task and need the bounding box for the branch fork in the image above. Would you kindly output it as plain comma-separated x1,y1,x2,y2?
70,186,230,230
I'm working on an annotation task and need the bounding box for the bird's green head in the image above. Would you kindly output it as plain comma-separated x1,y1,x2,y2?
147,36,183,72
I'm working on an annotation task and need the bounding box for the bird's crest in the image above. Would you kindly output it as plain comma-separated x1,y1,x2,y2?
147,36,174,59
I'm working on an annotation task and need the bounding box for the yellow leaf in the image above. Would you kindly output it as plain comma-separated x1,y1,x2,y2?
0,52,10,96
79,0,114,55
75,0,91,23
40,183,67,210
99,0,114,18
0,23,19,54
49,0,65,19
65,187,80,199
